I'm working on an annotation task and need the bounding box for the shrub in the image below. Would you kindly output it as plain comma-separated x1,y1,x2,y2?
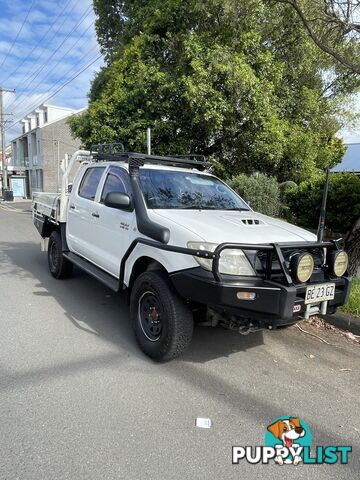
285,173,360,234
227,173,281,217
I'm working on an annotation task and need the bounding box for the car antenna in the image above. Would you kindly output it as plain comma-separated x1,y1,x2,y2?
317,168,330,242
147,128,151,155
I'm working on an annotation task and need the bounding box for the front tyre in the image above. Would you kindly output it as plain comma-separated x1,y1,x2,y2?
130,271,193,361
48,231,73,279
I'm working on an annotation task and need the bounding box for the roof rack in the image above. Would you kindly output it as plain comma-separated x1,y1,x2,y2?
91,143,125,160
170,154,206,162
90,144,207,171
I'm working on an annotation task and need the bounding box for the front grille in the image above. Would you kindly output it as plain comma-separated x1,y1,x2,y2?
244,246,325,284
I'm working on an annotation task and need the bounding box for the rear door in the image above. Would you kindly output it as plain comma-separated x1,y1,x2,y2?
66,165,106,260
86,166,135,277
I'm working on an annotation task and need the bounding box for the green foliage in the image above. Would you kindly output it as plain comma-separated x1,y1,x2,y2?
273,0,360,77
279,181,297,199
340,278,360,317
70,0,358,182
227,173,281,216
285,173,360,233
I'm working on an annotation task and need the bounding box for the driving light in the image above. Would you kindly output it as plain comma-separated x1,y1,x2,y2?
290,253,314,283
187,242,256,276
330,250,348,277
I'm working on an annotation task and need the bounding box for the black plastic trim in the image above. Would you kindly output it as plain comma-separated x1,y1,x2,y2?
129,173,170,244
33,213,48,237
119,237,216,287
60,222,69,252
63,252,119,292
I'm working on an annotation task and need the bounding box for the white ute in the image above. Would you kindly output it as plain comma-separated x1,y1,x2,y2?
32,144,351,361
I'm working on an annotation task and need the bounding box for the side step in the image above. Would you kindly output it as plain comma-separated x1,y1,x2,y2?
63,252,120,292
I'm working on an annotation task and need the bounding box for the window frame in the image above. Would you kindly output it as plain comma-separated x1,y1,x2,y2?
78,166,106,201
100,166,132,204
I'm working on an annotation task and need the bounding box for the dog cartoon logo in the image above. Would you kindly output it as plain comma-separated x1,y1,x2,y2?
265,416,312,465
233,416,351,465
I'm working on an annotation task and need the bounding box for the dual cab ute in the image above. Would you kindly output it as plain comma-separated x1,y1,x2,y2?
32,145,351,361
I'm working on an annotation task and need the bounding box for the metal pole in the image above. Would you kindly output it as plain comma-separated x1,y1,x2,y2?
147,128,151,155
0,87,15,196
0,90,5,194
54,139,60,192
317,168,330,242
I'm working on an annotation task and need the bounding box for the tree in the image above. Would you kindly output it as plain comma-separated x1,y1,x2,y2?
70,0,359,182
273,1,360,76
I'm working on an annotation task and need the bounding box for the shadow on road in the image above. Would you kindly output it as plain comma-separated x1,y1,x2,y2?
0,240,264,363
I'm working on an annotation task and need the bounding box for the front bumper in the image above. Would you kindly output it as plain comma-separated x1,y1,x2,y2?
170,267,352,327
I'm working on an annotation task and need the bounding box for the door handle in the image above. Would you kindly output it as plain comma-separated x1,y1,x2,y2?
92,212,100,218
69,204,76,210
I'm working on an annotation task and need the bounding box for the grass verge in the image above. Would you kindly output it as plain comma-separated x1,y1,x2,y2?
340,277,360,317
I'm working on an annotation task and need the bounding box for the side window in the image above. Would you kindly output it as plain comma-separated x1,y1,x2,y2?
78,167,105,201
101,167,131,203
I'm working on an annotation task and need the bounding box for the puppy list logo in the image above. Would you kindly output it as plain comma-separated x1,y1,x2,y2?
232,416,352,465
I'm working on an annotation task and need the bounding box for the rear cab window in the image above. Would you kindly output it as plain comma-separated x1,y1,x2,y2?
78,167,106,201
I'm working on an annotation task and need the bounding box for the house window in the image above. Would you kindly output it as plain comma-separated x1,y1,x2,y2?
44,111,48,123
22,125,25,134
36,115,39,127
36,169,43,189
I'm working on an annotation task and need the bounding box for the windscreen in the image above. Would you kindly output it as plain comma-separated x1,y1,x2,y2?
138,169,250,210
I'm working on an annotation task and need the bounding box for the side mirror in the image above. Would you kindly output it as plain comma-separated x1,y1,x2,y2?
104,192,133,211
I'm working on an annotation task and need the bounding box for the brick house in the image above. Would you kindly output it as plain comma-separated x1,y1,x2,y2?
10,104,83,197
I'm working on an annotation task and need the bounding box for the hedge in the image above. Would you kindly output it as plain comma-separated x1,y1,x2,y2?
285,172,360,234
227,173,281,217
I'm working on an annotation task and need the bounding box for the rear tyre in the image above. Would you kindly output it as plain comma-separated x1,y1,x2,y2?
48,231,73,279
130,271,193,361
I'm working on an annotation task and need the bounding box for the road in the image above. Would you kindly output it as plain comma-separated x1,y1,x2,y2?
0,202,359,480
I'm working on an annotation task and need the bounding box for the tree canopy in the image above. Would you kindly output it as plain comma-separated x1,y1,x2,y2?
69,0,360,182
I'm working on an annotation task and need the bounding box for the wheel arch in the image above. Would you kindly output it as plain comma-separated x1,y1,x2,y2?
127,256,168,300
41,221,69,252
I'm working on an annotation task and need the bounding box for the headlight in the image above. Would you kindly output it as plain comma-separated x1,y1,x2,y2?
290,253,314,283
330,250,348,277
187,242,256,276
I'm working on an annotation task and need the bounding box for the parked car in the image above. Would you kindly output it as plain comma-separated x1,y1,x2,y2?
32,145,351,361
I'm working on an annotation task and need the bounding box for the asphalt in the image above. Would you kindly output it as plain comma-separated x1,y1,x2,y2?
0,204,359,480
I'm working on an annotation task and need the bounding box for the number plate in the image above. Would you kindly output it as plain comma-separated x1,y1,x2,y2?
305,283,335,305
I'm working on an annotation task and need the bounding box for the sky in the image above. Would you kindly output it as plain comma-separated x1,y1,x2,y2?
0,0,359,146
0,0,103,144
